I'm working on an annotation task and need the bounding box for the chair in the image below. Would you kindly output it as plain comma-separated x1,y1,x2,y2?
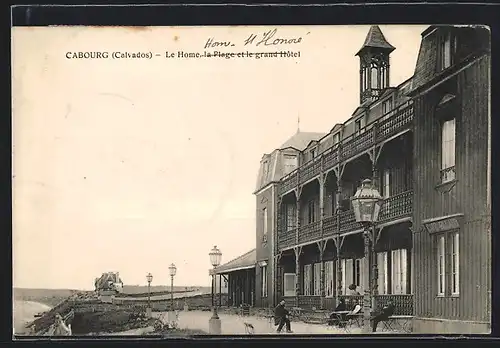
346,305,363,328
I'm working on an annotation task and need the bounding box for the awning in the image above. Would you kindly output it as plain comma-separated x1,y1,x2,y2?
214,249,256,274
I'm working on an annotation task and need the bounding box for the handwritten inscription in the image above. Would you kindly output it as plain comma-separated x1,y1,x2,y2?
203,28,308,49
244,28,308,47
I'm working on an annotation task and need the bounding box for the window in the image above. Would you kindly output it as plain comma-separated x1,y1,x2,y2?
284,273,296,297
262,161,269,180
262,208,268,242
355,119,362,133
286,204,296,231
439,32,452,71
341,258,364,294
324,261,334,297
437,236,446,296
382,99,393,115
377,252,388,295
261,265,268,297
392,249,408,294
283,155,298,175
371,63,379,89
441,118,456,183
310,148,317,159
451,232,460,295
382,169,391,211
307,199,316,224
333,133,340,145
313,263,322,296
303,265,312,296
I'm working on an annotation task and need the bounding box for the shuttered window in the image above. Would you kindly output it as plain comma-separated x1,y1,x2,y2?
437,237,446,296
303,265,312,296
324,261,334,297
261,266,268,297
451,232,460,295
377,252,388,295
284,273,296,297
392,249,408,294
441,118,456,183
313,263,322,296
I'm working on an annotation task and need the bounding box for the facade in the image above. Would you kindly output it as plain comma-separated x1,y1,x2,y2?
215,25,490,333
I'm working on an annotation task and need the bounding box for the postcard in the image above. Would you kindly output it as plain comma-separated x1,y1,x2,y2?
11,24,491,338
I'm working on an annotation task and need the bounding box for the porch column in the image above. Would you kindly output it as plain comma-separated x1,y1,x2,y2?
294,246,302,307
362,230,372,333
335,180,343,303
317,241,326,310
371,160,379,307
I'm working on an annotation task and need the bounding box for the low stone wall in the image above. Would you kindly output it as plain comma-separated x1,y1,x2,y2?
413,317,490,334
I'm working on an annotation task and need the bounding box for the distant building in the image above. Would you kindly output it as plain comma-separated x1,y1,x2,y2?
214,25,490,334
94,272,124,294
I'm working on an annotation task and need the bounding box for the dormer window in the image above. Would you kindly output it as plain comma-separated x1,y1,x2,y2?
310,148,317,159
283,155,298,175
262,160,269,180
333,133,340,145
438,31,457,71
382,98,393,115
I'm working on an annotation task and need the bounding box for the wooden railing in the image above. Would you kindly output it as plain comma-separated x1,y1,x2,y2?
278,228,297,250
375,294,413,316
378,190,413,223
299,157,322,184
290,294,413,315
278,101,414,196
278,191,413,251
298,221,321,244
297,295,322,309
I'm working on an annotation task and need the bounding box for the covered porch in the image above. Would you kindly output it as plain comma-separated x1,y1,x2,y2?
215,249,256,308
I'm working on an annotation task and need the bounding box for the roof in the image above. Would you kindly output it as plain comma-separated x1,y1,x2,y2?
279,131,326,151
356,26,396,56
214,249,256,274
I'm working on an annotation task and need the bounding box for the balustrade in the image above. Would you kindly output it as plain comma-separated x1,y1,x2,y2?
278,228,297,250
299,157,322,184
277,191,413,251
375,294,413,316
298,221,321,244
278,102,414,196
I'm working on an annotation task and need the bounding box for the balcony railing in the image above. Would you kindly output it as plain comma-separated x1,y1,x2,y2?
277,191,413,251
294,294,413,315
279,171,298,195
378,190,412,223
298,221,321,244
299,157,322,184
278,228,297,250
278,101,414,196
323,215,337,238
375,294,413,316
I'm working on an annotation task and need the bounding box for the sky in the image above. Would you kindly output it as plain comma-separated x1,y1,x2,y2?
12,25,428,290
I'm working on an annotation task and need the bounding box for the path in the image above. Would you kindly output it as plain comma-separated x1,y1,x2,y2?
154,310,364,335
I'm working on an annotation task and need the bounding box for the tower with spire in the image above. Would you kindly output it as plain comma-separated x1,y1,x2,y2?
356,26,396,104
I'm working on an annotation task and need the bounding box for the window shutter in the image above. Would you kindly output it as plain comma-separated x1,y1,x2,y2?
314,263,322,295
401,249,408,294
377,252,388,295
392,250,401,294
346,259,354,290
284,273,296,297
341,259,346,295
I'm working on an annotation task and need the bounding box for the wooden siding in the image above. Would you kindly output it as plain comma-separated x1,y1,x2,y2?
413,55,490,322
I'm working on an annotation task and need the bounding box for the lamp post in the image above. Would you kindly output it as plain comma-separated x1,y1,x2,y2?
146,272,153,318
168,263,177,311
208,245,222,334
350,178,383,334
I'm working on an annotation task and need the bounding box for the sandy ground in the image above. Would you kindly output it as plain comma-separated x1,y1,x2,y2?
154,310,364,335
13,300,52,335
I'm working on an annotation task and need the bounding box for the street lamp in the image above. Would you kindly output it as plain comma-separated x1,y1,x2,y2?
146,272,153,318
168,263,177,312
350,178,383,333
208,245,222,334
